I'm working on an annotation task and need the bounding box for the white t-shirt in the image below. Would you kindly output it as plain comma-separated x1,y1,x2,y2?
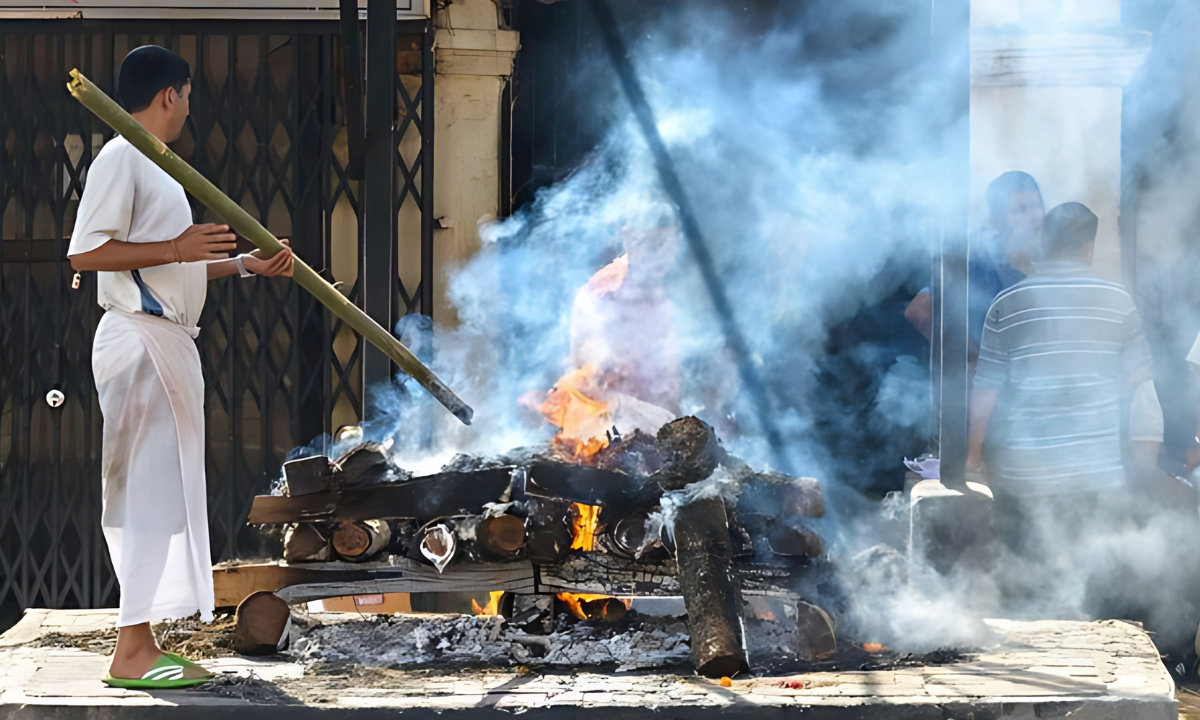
68,136,207,329
1129,379,1164,443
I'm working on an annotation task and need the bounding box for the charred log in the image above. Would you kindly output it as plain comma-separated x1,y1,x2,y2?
477,514,527,559
525,498,574,564
673,496,749,678
609,511,669,561
332,519,392,561
655,416,729,491
524,459,646,510
766,522,823,559
333,442,396,488
740,472,825,518
282,523,331,563
794,600,837,660
283,456,334,497
595,430,663,476
247,468,514,524
234,591,291,655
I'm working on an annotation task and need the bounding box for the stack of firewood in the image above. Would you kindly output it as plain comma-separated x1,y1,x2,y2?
229,416,833,676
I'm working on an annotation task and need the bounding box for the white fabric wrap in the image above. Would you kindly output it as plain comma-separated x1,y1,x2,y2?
93,309,213,627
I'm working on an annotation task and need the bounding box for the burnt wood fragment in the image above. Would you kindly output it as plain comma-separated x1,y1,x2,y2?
234,591,291,655
595,430,663,476
283,456,334,496
283,523,331,563
794,600,838,660
673,496,749,678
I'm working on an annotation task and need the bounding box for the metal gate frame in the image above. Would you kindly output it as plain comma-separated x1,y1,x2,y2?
0,18,433,623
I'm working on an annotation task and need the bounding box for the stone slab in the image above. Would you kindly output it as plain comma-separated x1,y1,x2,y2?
0,609,1179,719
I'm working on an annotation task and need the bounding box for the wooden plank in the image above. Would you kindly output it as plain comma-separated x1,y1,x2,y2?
213,563,375,607
275,560,536,604
246,468,514,524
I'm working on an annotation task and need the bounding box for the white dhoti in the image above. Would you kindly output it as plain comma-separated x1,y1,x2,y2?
93,309,213,627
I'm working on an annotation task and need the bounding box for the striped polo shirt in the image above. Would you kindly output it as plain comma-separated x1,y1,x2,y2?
974,261,1152,497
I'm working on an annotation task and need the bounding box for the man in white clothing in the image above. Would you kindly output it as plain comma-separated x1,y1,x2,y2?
68,46,294,685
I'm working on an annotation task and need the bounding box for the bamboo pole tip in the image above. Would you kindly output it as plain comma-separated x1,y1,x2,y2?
66,68,85,96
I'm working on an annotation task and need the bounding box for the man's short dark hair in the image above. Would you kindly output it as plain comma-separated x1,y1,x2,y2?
118,46,190,113
1042,202,1098,257
986,171,1042,225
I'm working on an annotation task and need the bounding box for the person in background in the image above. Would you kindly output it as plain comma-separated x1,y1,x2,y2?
966,202,1153,609
905,171,1044,366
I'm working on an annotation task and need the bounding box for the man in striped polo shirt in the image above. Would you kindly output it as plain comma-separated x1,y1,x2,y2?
966,202,1153,606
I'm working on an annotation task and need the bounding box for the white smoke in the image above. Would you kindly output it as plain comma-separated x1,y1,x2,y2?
344,1,1200,658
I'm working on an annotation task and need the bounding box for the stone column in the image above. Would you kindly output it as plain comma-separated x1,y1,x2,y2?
969,0,1150,282
427,0,518,323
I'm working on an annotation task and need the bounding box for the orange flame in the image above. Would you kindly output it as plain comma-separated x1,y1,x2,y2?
556,593,632,620
471,591,505,616
540,365,613,462
570,503,601,551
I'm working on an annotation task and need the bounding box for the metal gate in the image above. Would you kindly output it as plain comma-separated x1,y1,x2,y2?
0,18,433,624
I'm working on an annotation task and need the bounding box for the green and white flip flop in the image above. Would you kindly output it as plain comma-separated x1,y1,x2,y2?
103,653,215,689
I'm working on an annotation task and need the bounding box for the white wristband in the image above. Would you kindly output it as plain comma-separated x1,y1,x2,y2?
233,255,253,278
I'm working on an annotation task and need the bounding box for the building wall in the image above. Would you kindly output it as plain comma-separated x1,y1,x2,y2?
969,0,1148,282
427,0,517,325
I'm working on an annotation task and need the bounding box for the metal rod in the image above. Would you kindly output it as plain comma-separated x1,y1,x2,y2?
361,0,398,402
587,0,791,473
420,25,435,318
338,0,365,181
930,0,970,489
66,69,473,425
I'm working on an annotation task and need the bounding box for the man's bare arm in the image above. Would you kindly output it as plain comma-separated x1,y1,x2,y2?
966,387,998,471
70,224,236,272
904,290,933,340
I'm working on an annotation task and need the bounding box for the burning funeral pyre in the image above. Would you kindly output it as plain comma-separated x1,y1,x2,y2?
223,416,837,677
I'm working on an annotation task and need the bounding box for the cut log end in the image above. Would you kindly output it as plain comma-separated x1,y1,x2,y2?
478,514,527,558
234,591,291,656
332,519,391,561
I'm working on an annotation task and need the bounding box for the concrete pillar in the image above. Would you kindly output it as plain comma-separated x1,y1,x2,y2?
426,0,518,324
969,0,1149,282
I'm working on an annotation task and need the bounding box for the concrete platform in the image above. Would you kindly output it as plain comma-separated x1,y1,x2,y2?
0,608,1179,719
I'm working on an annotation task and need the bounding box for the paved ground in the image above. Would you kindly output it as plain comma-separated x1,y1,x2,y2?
0,608,1179,719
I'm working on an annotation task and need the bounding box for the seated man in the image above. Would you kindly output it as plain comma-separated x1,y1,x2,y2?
966,202,1153,608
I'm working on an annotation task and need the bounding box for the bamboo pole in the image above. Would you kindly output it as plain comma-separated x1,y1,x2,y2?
66,69,472,425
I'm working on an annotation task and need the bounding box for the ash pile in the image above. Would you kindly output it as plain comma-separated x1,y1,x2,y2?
228,416,838,677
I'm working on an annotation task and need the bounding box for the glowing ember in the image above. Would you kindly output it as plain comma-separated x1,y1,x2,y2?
862,642,886,653
471,591,505,616
556,593,631,621
570,503,602,551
